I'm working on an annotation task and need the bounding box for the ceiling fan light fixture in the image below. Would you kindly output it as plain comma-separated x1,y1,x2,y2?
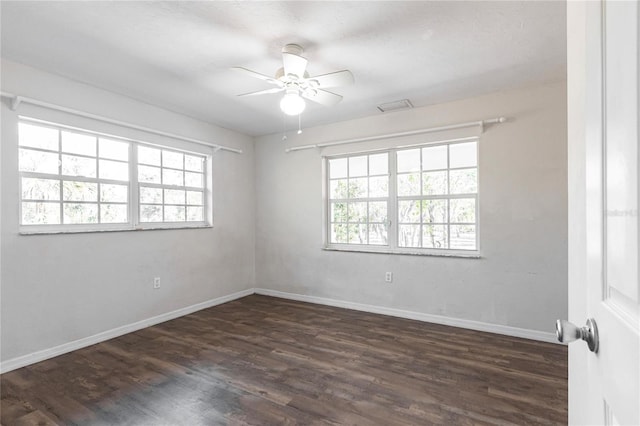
280,90,306,116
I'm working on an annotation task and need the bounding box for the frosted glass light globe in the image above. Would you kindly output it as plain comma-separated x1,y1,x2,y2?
280,92,306,116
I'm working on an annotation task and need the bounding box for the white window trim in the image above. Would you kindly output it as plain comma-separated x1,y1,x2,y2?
323,138,480,257
18,118,213,235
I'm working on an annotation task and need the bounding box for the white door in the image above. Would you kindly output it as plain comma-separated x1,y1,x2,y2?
567,1,639,425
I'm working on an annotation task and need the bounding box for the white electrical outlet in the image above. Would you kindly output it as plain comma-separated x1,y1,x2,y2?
385,272,393,283
153,277,161,289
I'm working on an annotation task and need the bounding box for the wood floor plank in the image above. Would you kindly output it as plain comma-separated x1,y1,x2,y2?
1,295,567,425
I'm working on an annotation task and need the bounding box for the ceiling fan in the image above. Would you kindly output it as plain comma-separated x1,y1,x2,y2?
233,44,354,116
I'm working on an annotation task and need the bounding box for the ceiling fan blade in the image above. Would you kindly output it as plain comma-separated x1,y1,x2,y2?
232,67,281,86
302,88,343,106
308,70,354,88
282,53,308,78
238,87,285,97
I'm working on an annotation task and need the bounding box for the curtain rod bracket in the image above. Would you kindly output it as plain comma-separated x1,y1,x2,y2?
10,96,21,111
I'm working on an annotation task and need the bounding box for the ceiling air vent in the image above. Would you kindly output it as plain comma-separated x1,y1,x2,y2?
377,99,414,113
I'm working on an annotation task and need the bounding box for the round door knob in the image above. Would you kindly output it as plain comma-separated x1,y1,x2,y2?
556,318,599,353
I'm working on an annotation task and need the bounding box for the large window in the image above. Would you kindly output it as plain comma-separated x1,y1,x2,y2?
326,139,478,254
18,119,210,233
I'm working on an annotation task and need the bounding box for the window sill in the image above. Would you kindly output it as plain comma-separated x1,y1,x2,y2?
322,246,481,258
19,223,212,235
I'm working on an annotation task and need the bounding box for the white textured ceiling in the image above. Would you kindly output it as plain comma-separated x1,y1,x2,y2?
1,1,566,136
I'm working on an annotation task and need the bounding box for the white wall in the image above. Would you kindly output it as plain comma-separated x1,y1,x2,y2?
255,80,567,335
0,60,256,364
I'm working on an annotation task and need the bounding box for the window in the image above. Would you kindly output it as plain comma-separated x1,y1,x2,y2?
328,153,389,245
326,139,478,255
18,119,211,233
137,145,205,223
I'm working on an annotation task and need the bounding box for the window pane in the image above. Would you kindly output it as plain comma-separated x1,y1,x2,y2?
348,178,367,199
450,225,476,250
369,153,388,175
348,202,367,223
99,159,129,181
19,123,58,151
397,173,420,196
140,186,162,204
398,200,421,223
184,155,203,172
331,202,347,223
186,206,203,222
19,149,59,174
63,203,98,224
164,189,185,205
422,199,447,223
163,150,183,169
330,179,348,199
101,184,128,203
422,145,447,170
140,204,162,222
348,156,367,177
397,149,420,173
186,191,203,206
62,155,96,178
331,224,348,244
329,158,347,179
398,224,421,247
61,131,96,157
185,172,203,188
450,169,477,194
138,165,161,183
163,169,183,186
101,204,128,223
63,181,98,202
369,201,387,223
369,176,388,198
164,205,185,221
348,224,367,244
423,225,448,249
22,202,60,225
21,177,60,201
422,171,448,195
368,224,388,245
138,146,161,166
450,198,476,223
99,139,129,161
450,142,477,168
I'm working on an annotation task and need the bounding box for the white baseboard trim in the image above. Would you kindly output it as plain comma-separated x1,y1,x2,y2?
0,288,254,374
254,288,559,344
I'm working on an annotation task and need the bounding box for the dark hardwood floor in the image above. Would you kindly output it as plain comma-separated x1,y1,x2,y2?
1,295,567,425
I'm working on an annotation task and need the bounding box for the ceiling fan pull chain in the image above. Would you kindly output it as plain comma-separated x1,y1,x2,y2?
282,112,288,141
298,114,303,135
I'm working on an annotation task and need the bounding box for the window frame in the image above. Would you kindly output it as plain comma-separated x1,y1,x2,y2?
323,137,480,257
18,118,213,234
135,142,208,227
326,151,391,247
